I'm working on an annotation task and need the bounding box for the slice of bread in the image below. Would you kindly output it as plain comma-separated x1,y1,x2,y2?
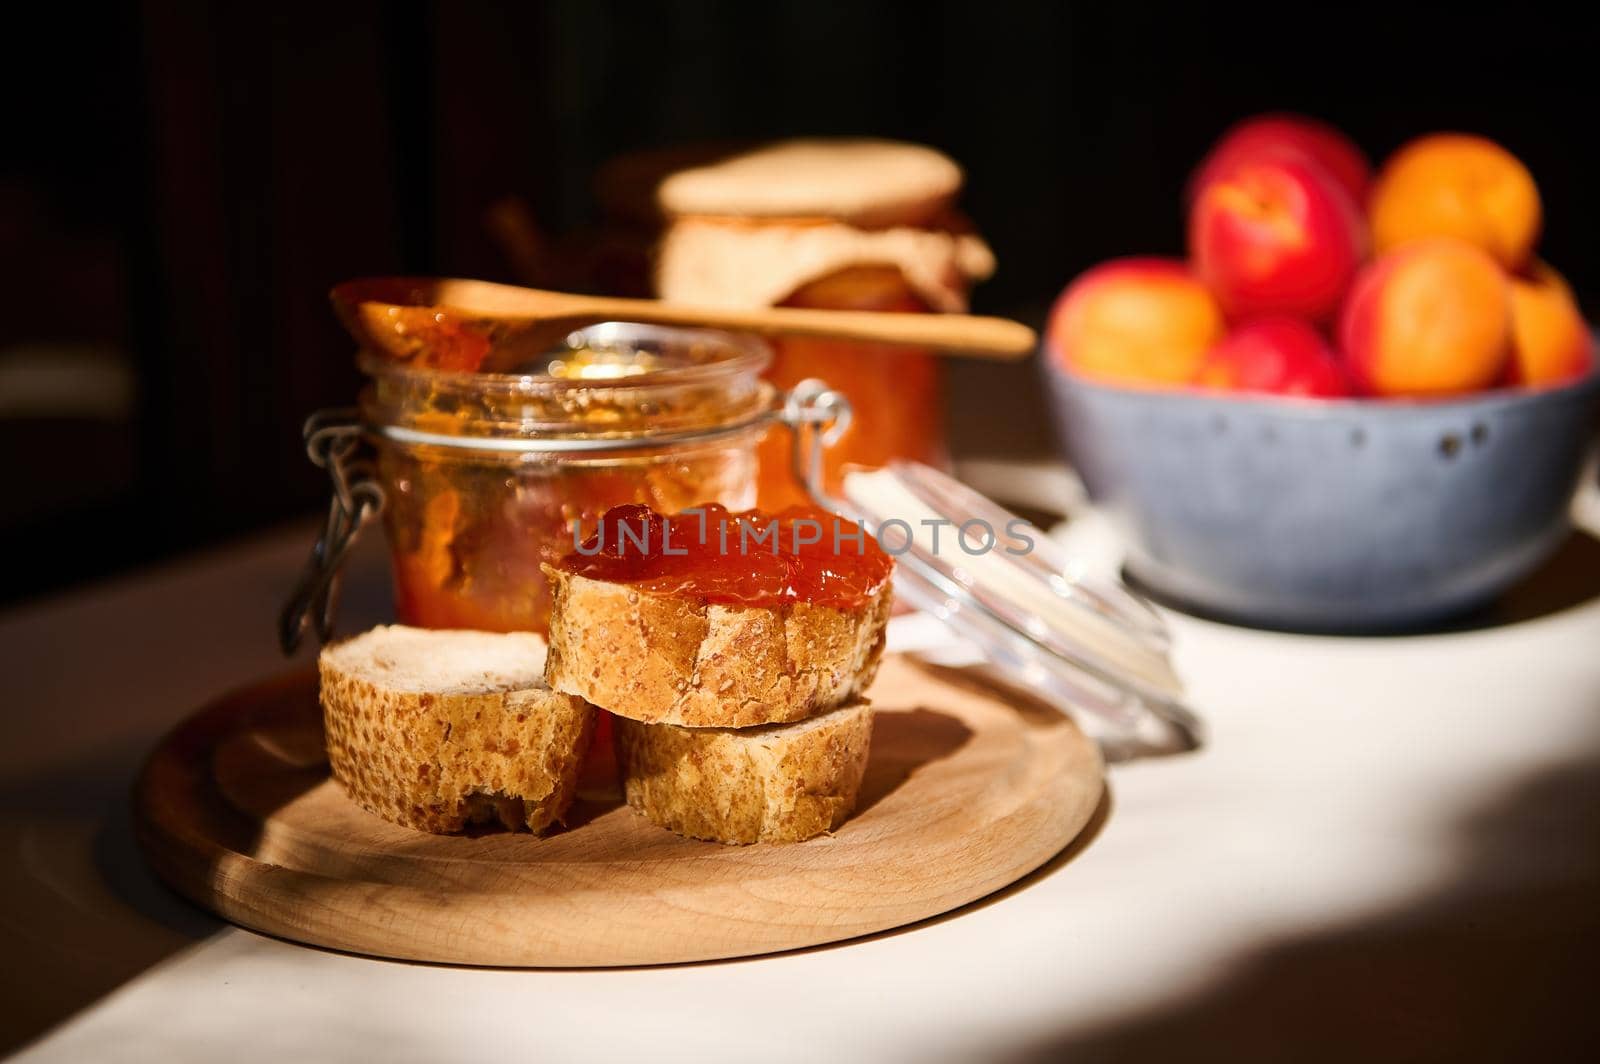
614,702,874,844
542,566,891,727
319,625,594,835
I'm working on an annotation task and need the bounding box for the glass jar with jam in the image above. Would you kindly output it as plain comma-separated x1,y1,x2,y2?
292,323,775,642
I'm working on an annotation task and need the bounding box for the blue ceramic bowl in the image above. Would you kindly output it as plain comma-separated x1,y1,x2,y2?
1043,358,1600,631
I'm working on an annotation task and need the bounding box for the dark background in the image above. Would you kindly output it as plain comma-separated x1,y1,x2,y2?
2,1,1595,605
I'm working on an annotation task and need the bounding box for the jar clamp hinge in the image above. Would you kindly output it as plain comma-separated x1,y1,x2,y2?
278,409,385,654
780,378,853,510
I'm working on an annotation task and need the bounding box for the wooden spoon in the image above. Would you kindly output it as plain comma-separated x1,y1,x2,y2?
332,278,1036,370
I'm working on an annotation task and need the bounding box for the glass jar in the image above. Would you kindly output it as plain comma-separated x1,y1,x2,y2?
358,323,771,636
758,264,947,508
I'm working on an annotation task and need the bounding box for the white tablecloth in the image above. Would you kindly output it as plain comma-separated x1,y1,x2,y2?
3,506,1597,1062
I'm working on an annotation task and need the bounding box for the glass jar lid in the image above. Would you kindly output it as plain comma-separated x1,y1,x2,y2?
840,460,1202,752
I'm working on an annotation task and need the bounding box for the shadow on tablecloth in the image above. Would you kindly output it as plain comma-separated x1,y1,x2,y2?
0,742,220,1054
995,731,1600,1063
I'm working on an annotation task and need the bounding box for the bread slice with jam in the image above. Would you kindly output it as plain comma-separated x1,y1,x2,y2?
542,503,893,728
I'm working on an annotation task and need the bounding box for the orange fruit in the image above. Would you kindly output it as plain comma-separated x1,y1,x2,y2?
1508,261,1592,386
1047,258,1225,388
1369,134,1541,270
1338,238,1511,397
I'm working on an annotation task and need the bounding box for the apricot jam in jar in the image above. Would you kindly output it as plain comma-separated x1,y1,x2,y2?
759,264,945,508
361,323,772,635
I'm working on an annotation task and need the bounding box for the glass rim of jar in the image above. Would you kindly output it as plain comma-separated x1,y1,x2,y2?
356,321,772,395
357,321,778,446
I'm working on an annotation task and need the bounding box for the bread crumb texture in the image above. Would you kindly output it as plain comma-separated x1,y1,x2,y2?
319,626,594,834
542,568,890,727
614,702,874,844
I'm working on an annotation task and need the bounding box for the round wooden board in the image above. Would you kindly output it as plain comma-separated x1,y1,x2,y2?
135,655,1104,967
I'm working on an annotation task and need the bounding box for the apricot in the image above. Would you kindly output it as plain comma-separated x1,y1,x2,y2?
1189,153,1366,321
1507,261,1593,387
1369,134,1541,270
1338,238,1511,397
1047,258,1225,387
1188,113,1371,207
1195,317,1351,398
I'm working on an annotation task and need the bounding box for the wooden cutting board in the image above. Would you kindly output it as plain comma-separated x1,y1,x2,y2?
134,655,1104,967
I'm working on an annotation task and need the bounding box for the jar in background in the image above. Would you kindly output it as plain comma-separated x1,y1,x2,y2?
360,323,771,634
605,138,996,509
760,263,945,508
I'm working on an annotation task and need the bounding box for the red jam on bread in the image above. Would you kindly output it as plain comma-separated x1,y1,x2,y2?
556,503,893,610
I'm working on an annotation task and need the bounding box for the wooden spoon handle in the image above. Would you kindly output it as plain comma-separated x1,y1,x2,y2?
335,279,1040,363
554,295,1038,361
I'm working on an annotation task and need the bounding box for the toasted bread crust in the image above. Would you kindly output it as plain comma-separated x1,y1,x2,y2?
614,703,873,844
319,629,594,835
541,567,891,727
